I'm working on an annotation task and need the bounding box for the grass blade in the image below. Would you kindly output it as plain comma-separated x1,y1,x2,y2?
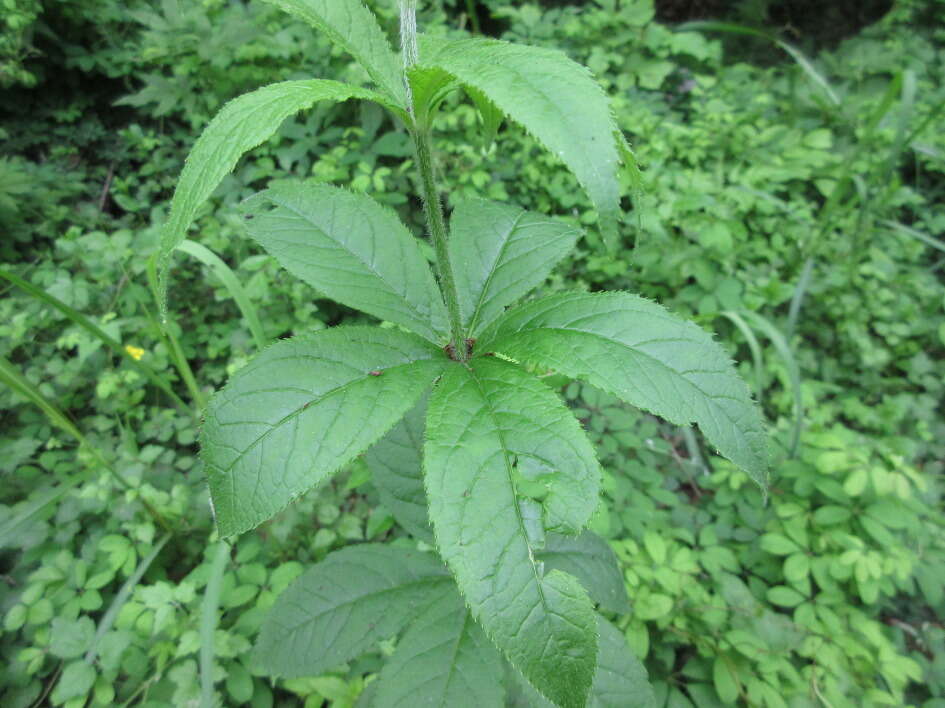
881,220,945,256
786,257,816,339
719,310,766,404
177,240,267,351
0,477,84,549
200,541,231,708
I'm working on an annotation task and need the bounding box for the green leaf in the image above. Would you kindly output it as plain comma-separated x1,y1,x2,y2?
49,617,95,660
419,36,624,248
448,199,580,336
424,357,600,708
254,544,449,677
202,327,447,537
712,656,739,704
242,182,448,344
466,85,504,150
478,292,767,489
373,588,505,707
157,79,396,314
261,0,406,107
51,661,96,705
537,532,630,615
365,395,433,541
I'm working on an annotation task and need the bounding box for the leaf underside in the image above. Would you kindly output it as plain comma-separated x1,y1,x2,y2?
424,357,600,708
201,327,447,537
478,292,768,488
242,182,449,344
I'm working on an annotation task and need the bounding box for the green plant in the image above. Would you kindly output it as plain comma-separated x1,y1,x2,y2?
155,1,768,706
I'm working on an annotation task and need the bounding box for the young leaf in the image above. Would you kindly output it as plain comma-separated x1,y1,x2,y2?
373,587,505,707
448,199,580,336
253,544,450,677
202,327,448,537
243,182,449,344
157,79,398,314
424,357,600,708
261,0,406,108
365,395,433,542
465,85,504,150
478,292,768,488
419,36,623,248
538,532,630,615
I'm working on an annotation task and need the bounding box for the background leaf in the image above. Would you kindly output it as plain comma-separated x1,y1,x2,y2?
538,532,630,615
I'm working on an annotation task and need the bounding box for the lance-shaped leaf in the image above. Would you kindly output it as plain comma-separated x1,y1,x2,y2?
254,544,450,677
478,292,768,488
449,199,580,336
424,357,601,708
373,587,505,707
202,327,447,537
539,532,630,615
365,395,433,541
261,0,406,107
157,79,398,314
512,615,657,708
419,36,623,248
242,182,449,344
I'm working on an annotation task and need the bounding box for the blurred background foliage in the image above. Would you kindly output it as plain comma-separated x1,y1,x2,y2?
1,0,943,706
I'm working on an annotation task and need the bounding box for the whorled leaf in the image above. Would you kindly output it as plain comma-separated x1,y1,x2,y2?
478,292,768,488
424,357,600,708
202,327,447,537
253,544,450,677
242,182,449,344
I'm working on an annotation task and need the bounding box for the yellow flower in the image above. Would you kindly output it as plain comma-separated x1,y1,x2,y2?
125,345,145,361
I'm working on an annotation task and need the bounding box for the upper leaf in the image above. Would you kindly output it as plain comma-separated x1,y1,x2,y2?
373,587,505,707
242,182,449,344
448,199,580,336
539,532,630,615
202,327,447,537
157,79,396,314
261,0,406,107
365,395,433,542
419,36,624,248
253,544,449,677
477,292,768,488
424,357,600,708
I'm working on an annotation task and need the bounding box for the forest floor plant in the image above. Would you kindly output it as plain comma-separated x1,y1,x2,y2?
157,1,767,706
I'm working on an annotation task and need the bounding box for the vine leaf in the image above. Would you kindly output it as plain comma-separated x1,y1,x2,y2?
243,182,449,344
424,357,601,708
449,199,580,336
157,79,397,315
261,0,407,107
253,544,450,677
419,35,625,248
478,292,768,488
202,327,448,537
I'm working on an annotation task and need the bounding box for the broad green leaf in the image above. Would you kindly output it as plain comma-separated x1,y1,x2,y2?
157,79,395,314
538,532,630,614
261,0,406,107
478,292,768,488
253,544,450,677
202,327,447,537
242,182,449,343
373,587,505,707
448,199,580,336
511,615,657,708
365,395,433,541
424,357,600,708
407,65,459,125
418,36,624,248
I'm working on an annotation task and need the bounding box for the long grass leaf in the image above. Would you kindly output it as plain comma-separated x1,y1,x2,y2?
177,240,267,351
881,219,945,255
0,476,84,549
786,258,816,339
200,542,231,708
719,310,766,403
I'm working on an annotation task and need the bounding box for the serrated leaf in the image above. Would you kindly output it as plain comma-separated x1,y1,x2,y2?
373,588,505,707
253,544,449,677
512,615,657,708
466,85,504,149
158,79,397,313
202,327,447,537
538,532,630,615
419,36,624,248
424,357,600,708
260,0,406,107
365,395,433,541
407,65,459,125
478,292,767,488
242,182,449,343
449,199,580,336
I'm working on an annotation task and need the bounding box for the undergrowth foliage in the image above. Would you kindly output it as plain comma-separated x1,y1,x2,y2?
156,1,766,706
